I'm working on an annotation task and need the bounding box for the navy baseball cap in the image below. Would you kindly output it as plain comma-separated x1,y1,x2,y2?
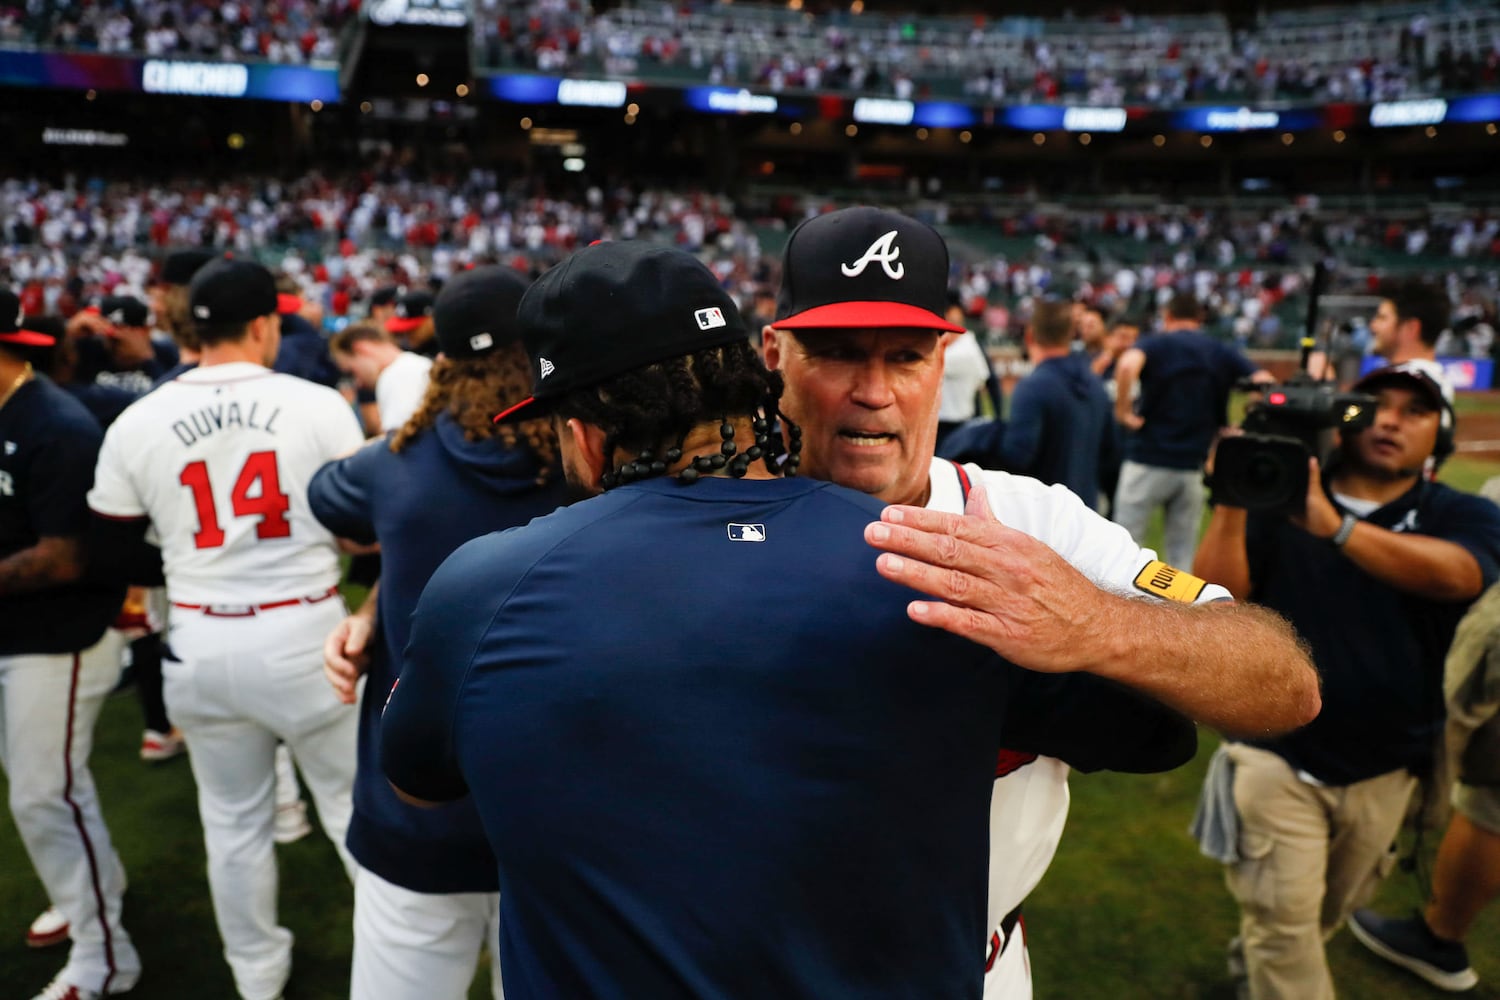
433,266,530,359
96,295,151,328
189,259,278,325
773,207,964,333
387,291,435,334
494,242,748,423
159,249,215,287
369,285,401,309
0,289,55,347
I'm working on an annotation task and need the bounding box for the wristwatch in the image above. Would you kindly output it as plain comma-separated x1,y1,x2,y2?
1330,513,1358,548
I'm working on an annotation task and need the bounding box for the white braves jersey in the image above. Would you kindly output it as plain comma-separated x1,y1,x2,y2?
925,458,1231,994
89,362,365,605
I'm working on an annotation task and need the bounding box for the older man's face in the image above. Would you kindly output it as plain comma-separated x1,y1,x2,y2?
763,327,948,506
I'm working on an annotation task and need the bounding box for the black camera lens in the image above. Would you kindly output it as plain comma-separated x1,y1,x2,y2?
1243,453,1293,504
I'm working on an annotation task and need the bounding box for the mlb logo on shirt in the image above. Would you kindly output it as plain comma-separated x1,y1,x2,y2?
727,523,765,542
694,307,726,331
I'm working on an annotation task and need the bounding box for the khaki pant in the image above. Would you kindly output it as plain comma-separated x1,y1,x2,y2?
1224,743,1417,1000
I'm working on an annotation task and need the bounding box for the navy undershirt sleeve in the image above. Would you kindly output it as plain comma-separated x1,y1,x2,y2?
1000,669,1198,774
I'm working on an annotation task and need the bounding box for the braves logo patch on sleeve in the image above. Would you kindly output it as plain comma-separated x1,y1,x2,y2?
1133,560,1209,604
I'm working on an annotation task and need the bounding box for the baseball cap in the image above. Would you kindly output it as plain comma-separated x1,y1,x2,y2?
369,285,401,309
494,241,748,423
433,266,530,359
96,295,151,328
0,289,56,347
159,249,215,287
189,259,278,325
1352,360,1454,411
386,291,435,334
773,206,965,333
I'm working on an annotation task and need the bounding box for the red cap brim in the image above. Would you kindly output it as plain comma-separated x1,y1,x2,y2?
386,314,428,334
277,294,303,314
492,396,546,424
0,329,58,347
772,300,965,333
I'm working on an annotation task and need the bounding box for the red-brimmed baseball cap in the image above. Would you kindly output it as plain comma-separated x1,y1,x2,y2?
0,289,56,347
386,291,434,334
277,293,303,315
772,206,964,333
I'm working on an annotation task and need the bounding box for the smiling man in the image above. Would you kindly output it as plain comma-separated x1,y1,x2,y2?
1194,361,1500,1000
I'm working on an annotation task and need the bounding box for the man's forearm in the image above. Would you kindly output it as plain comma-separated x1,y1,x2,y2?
1090,597,1320,740
1337,521,1483,602
0,539,83,596
1193,506,1251,600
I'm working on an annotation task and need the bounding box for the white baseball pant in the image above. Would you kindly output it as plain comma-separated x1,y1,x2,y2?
163,598,358,1000
1,629,141,995
351,865,503,999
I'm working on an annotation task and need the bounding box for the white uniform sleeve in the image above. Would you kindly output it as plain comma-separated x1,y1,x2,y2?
970,464,1231,605
320,387,369,458
87,413,147,519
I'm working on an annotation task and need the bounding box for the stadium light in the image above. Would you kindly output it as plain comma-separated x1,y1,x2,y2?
1152,134,1166,147
1200,135,1212,147
959,130,972,143
456,84,469,97
1078,133,1091,145
85,89,96,101
789,122,802,135
1333,130,1346,142
1032,132,1045,145
416,74,429,87
845,124,858,137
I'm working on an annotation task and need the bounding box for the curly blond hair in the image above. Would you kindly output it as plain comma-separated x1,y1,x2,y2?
389,343,558,484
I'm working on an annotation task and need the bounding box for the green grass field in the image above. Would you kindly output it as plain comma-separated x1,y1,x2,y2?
5,421,1500,1000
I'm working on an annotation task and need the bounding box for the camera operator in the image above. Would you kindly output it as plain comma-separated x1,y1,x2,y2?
1193,362,1500,1000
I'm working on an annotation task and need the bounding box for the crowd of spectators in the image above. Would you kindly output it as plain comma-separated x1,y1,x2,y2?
477,0,1500,106
0,0,356,63
2,0,1496,103
4,168,1499,357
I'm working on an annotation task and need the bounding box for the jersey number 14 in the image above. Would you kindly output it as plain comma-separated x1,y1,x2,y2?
178,450,292,549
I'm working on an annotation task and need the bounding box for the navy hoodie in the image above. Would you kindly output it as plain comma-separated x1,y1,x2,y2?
309,413,570,891
273,311,340,388
1000,351,1116,510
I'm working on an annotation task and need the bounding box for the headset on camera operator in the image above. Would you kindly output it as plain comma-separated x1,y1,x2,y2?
1192,361,1500,1000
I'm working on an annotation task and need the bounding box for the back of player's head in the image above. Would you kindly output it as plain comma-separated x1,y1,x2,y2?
189,258,278,345
1028,299,1074,348
1163,293,1203,323
495,240,795,487
1379,277,1449,348
772,207,964,334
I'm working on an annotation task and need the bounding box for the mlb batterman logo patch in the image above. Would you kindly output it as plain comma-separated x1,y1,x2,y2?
695,307,726,331
727,523,765,542
1133,560,1208,604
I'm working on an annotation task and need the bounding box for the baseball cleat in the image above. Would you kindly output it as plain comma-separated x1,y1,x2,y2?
139,727,185,763
26,907,69,949
28,967,139,999
273,800,312,844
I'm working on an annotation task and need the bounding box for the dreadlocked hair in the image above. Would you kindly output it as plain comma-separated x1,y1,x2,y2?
390,343,559,486
554,338,801,489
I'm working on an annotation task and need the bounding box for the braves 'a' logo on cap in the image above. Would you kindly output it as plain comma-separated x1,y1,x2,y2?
694,307,726,331
108,310,126,324
538,357,556,380
841,230,905,280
